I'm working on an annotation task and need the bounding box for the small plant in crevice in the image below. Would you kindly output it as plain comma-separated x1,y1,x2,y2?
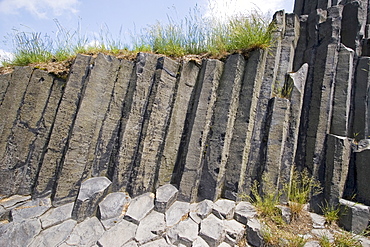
286,167,322,218
333,231,362,247
319,201,341,226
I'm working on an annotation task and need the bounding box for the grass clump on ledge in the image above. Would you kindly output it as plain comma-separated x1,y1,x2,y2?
1,6,274,68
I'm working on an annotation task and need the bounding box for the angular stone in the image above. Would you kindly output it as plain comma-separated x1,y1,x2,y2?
0,195,31,209
192,236,209,247
330,44,354,136
310,212,326,229
189,199,213,224
167,218,198,246
224,219,245,245
212,199,236,220
199,214,225,246
339,199,370,234
219,243,232,247
199,54,245,201
98,192,130,220
34,54,91,198
54,54,120,205
324,135,351,206
11,197,51,222
122,241,138,247
140,238,171,247
0,73,11,105
234,201,257,225
245,218,264,247
155,184,178,213
165,201,190,227
98,219,138,246
64,217,104,246
158,60,200,186
113,53,160,192
72,177,112,222
0,218,41,246
124,192,154,225
223,49,267,201
39,202,74,229
135,210,165,244
28,219,77,247
276,205,292,224
176,59,223,202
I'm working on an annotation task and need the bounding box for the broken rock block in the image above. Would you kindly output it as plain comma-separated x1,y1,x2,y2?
224,219,245,246
63,216,104,246
189,199,214,224
72,177,112,222
167,217,198,246
212,198,236,220
135,210,166,244
245,218,264,247
339,198,370,234
98,192,130,220
124,192,155,225
11,197,51,222
155,184,178,213
234,201,257,224
199,214,225,246
165,201,190,227
39,202,74,229
98,219,137,247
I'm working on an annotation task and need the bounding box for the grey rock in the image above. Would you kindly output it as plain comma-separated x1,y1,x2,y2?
158,60,200,186
354,148,370,205
199,54,245,201
124,192,155,225
64,217,104,246
245,218,264,247
165,201,190,227
189,200,213,224
224,219,245,245
53,54,120,205
0,195,31,208
34,54,91,198
192,236,209,247
122,241,139,247
11,197,51,222
177,59,223,202
72,177,112,222
140,238,171,247
98,192,130,220
311,229,334,242
304,241,321,247
98,219,138,247
135,210,166,244
219,243,231,247
276,205,291,224
234,201,257,224
212,199,235,220
339,198,370,234
310,212,326,229
199,214,225,246
155,184,178,213
0,218,41,246
324,135,351,206
129,57,179,196
39,202,74,229
100,217,124,230
167,218,198,246
360,236,370,247
28,219,77,247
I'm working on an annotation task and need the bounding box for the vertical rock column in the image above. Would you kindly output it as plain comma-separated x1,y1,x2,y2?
157,60,200,187
198,54,245,201
353,57,370,139
34,54,91,198
113,53,160,192
222,49,267,201
0,73,11,105
0,69,63,195
53,54,121,206
324,134,351,206
354,142,370,205
129,57,179,196
177,59,223,202
262,97,290,192
238,11,285,197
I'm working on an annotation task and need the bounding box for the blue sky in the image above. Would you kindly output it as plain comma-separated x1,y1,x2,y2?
0,0,294,63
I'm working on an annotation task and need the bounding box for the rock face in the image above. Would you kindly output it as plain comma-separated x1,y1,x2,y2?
1,0,370,244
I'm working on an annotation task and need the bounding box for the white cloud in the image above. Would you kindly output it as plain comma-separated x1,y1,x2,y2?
0,49,14,66
205,0,292,19
0,0,80,18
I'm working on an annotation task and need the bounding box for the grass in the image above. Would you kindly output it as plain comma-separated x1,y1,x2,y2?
1,5,274,67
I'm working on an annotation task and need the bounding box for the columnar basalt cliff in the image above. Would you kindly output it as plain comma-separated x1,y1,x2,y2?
1,0,370,232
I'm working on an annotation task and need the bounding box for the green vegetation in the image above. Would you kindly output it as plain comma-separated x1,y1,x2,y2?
1,6,274,67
